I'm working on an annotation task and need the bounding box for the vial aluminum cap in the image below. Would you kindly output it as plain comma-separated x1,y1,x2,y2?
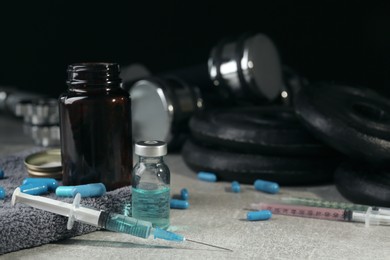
135,140,167,157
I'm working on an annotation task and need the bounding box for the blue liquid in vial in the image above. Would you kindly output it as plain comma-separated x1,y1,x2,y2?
132,186,170,230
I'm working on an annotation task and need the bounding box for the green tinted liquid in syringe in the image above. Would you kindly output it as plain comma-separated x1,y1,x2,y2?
103,212,152,238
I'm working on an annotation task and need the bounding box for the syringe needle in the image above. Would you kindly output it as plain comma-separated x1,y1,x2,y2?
185,238,233,252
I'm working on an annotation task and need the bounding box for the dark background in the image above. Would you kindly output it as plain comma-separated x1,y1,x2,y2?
0,1,389,97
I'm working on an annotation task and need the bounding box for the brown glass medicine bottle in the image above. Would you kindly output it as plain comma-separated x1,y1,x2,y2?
59,63,132,191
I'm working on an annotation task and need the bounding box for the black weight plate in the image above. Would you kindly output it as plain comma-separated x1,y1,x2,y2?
181,139,340,185
334,162,390,207
295,83,390,165
189,106,335,156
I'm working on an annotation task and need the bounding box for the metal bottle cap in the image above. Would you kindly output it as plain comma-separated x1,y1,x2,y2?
24,149,62,179
134,140,167,157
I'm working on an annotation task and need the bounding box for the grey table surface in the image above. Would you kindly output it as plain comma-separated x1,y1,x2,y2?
0,115,389,260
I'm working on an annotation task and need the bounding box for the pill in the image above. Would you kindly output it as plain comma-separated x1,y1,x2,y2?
197,171,217,182
0,187,5,199
56,186,75,197
20,183,49,195
56,183,106,197
23,177,59,191
170,199,189,209
254,179,279,194
0,168,4,179
231,181,240,193
180,188,189,200
247,210,272,221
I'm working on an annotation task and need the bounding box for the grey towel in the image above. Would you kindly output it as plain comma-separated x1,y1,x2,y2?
0,149,132,255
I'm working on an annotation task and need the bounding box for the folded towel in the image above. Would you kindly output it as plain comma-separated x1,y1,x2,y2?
0,149,132,255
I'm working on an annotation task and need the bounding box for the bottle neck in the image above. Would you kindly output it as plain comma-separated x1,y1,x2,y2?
67,62,122,90
139,156,164,164
68,84,121,93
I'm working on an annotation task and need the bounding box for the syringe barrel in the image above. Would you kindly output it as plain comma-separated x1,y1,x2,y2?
12,187,71,216
12,188,101,229
282,197,369,211
99,212,152,239
252,202,347,221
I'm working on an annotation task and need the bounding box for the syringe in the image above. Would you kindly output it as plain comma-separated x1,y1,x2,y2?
12,188,232,251
281,197,390,216
251,202,390,227
281,196,369,211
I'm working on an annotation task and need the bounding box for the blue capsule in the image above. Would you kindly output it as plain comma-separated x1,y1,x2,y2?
56,186,75,197
254,179,279,194
20,183,48,195
170,199,189,209
0,186,5,199
23,178,59,191
56,183,106,197
247,210,272,221
197,171,217,182
231,181,240,193
0,168,4,179
180,188,189,200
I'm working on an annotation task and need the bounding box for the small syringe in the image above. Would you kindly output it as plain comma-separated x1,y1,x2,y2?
281,197,390,216
281,197,369,211
251,202,390,227
12,188,232,251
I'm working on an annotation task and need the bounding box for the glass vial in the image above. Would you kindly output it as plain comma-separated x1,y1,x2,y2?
59,63,132,191
131,140,170,230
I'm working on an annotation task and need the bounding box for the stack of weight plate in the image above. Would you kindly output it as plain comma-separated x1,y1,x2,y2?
294,83,390,207
182,81,390,207
182,105,343,186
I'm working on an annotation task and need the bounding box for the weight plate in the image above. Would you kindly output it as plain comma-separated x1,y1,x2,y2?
189,106,335,156
334,162,390,207
294,83,390,165
182,139,340,185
